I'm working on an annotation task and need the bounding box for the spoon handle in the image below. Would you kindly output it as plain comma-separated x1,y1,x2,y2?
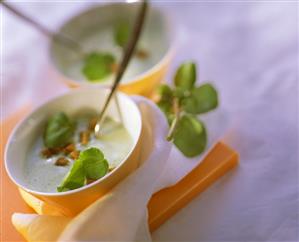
95,0,148,136
1,2,84,55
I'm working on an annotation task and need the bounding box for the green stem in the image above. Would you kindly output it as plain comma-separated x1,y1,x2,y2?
167,98,181,141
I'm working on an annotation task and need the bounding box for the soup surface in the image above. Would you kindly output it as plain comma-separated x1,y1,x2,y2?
24,117,132,193
63,28,156,83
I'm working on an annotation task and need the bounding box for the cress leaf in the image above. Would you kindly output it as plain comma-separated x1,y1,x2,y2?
182,83,218,114
57,158,85,192
44,112,75,148
114,22,131,48
157,99,172,116
173,87,186,99
158,101,175,125
173,115,207,157
82,52,116,82
80,147,109,180
174,62,196,91
57,147,109,192
157,84,174,125
158,84,173,101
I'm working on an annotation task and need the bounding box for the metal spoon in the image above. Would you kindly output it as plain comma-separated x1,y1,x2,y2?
94,0,148,138
1,1,85,57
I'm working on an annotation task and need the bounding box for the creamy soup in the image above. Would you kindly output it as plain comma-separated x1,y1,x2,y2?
56,27,157,84
55,27,162,83
24,116,132,193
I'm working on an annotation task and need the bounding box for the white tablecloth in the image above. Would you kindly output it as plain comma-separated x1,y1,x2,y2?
2,1,298,241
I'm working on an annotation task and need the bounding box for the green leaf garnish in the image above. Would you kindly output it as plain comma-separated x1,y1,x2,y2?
158,84,173,101
57,157,85,192
57,147,109,192
114,22,131,48
173,115,207,157
80,148,109,180
174,62,196,91
155,61,219,157
44,112,75,148
82,52,116,82
157,84,174,124
113,21,148,60
173,87,186,101
182,83,218,114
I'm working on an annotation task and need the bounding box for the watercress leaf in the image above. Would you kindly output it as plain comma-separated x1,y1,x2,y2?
158,101,175,125
82,52,116,82
44,112,75,148
174,62,196,91
80,147,109,180
173,87,186,99
57,147,109,192
57,158,85,192
158,84,173,100
173,115,207,157
173,87,191,106
182,83,218,114
114,22,131,48
157,100,172,115
156,84,175,125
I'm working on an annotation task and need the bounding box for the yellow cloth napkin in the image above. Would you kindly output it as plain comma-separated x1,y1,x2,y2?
12,96,173,242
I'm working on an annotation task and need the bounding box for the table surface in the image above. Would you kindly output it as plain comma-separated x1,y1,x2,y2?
1,2,298,241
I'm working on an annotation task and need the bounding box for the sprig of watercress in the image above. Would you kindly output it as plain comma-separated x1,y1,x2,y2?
156,62,218,157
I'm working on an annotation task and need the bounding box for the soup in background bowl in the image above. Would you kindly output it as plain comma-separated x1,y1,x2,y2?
5,88,142,216
49,2,175,96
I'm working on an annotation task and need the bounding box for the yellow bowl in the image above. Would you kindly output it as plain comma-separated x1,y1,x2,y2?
5,88,142,216
49,2,175,96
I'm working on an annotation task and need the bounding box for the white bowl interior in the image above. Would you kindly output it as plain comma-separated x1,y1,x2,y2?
50,2,172,84
5,89,141,191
